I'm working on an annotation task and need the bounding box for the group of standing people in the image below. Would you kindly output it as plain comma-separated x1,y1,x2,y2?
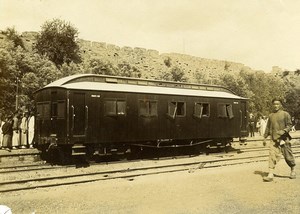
0,110,35,152
248,114,268,137
256,115,268,136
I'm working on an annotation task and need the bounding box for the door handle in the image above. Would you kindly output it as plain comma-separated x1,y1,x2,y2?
71,105,75,130
85,105,89,131
240,110,242,128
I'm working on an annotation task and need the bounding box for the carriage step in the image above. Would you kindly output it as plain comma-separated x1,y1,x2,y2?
72,152,86,156
72,144,86,156
72,145,86,149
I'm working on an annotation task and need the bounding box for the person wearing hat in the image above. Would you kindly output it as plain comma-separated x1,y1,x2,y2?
263,98,296,182
248,113,255,137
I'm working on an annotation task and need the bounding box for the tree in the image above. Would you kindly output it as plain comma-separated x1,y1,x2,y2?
164,57,172,67
218,73,252,98
117,62,141,77
285,88,300,118
2,27,25,49
0,36,61,115
158,66,186,82
60,62,83,77
0,45,17,115
170,66,187,82
34,19,81,67
240,70,286,115
194,70,216,85
81,58,117,75
224,61,230,71
282,70,289,77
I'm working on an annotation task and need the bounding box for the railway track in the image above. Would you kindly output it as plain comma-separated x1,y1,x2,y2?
1,142,298,173
0,136,298,168
1,145,299,193
0,136,298,169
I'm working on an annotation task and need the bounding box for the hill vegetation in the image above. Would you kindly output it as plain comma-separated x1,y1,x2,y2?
0,19,300,121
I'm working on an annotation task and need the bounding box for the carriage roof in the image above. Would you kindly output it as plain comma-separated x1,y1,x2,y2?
40,74,247,100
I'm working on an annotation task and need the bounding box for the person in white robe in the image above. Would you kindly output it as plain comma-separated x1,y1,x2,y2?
28,112,35,148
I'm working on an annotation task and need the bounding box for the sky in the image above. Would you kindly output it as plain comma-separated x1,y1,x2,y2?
1,0,300,72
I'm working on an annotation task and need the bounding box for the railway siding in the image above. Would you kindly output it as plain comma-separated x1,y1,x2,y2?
0,140,299,193
1,131,299,166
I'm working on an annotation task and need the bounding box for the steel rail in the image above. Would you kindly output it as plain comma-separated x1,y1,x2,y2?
0,150,299,193
0,144,299,174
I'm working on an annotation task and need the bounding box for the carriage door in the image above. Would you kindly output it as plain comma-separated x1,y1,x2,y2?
71,92,86,141
240,100,248,136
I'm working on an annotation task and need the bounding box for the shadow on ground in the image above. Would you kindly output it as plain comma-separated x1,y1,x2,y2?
254,170,268,178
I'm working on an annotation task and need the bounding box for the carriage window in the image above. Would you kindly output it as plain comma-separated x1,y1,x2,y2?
218,103,234,119
117,101,126,115
57,101,65,118
52,103,58,117
37,102,50,119
139,100,158,117
37,103,43,119
194,103,210,118
51,101,65,118
227,105,234,119
105,100,126,116
168,101,186,118
105,100,116,115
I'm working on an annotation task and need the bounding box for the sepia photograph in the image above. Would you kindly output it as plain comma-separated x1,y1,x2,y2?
0,0,300,213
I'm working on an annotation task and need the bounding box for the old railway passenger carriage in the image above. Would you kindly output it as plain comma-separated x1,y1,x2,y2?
34,74,248,162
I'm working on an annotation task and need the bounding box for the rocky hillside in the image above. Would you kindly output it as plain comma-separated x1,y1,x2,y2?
4,31,300,85
16,31,253,81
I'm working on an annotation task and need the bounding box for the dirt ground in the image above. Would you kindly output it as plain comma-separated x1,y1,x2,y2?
0,157,299,214
1,131,300,214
